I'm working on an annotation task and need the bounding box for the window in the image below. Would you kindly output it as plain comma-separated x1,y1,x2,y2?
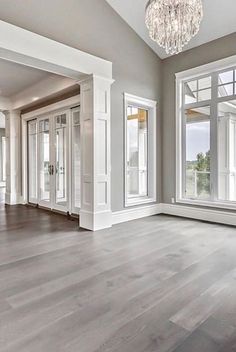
177,62,236,209
124,93,156,206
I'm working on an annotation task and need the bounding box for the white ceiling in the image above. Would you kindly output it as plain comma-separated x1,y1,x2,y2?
0,59,54,97
106,0,236,59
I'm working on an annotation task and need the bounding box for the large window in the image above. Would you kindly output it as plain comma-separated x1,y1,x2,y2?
124,93,156,206
177,62,236,208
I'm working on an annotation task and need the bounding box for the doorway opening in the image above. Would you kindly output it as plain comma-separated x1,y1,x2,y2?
0,19,113,230
26,104,80,215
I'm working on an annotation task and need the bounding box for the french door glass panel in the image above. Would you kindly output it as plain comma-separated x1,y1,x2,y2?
72,108,81,211
38,118,50,204
54,113,67,208
28,120,37,203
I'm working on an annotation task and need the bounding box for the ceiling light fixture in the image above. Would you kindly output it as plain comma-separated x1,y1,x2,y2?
145,0,203,55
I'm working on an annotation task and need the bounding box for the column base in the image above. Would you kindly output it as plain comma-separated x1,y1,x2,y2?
80,210,112,231
5,192,23,205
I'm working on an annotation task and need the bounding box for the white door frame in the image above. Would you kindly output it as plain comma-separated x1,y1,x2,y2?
0,19,113,230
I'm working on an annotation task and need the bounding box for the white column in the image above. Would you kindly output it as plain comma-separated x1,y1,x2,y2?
4,110,22,205
79,75,113,231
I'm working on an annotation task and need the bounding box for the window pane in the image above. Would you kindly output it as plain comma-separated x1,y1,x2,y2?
185,81,197,104
218,99,236,201
127,106,148,198
73,124,80,209
218,70,234,84
198,88,211,101
185,107,211,200
218,84,234,97
28,121,37,202
39,119,50,202
73,110,80,125
39,120,49,132
55,115,67,207
199,76,211,90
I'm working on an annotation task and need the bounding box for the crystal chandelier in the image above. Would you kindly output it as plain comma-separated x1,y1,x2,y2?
145,0,203,55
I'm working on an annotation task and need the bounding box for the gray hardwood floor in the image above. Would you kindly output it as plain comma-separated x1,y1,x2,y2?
0,204,236,351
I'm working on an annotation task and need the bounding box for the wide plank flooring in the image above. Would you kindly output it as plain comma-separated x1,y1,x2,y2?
0,204,236,351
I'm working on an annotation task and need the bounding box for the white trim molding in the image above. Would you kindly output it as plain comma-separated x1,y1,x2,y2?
112,203,162,225
124,93,157,207
0,20,112,80
162,203,236,227
112,203,236,227
175,55,236,81
79,75,114,231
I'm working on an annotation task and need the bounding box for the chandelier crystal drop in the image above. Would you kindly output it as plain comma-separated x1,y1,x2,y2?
145,0,203,55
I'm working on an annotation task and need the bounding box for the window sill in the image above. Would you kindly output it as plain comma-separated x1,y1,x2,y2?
176,198,236,211
125,197,156,208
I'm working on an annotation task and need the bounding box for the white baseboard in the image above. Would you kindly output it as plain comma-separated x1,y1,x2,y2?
112,204,162,225
162,203,236,227
112,203,236,227
5,192,23,205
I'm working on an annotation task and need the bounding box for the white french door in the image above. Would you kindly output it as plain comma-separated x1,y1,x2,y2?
38,116,51,208
52,112,69,212
27,107,80,214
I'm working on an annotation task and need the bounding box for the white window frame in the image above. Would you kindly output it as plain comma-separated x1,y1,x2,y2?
124,93,157,207
176,55,236,210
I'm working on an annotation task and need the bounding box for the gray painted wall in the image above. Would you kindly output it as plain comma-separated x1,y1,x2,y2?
162,33,236,204
0,0,162,211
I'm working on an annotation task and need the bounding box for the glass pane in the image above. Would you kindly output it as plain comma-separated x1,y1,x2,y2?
28,121,37,135
73,124,80,209
198,76,211,90
218,70,234,84
73,110,80,125
39,120,49,132
61,114,67,126
56,116,61,128
218,99,236,201
28,121,37,202
188,80,197,91
39,119,50,202
127,106,148,199
55,116,67,206
198,88,211,101
185,107,211,200
185,82,197,104
218,84,234,97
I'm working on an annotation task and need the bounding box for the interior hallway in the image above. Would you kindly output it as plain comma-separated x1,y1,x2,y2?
0,206,236,351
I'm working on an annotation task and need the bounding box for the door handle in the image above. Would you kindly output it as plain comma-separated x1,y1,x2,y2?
51,165,54,175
